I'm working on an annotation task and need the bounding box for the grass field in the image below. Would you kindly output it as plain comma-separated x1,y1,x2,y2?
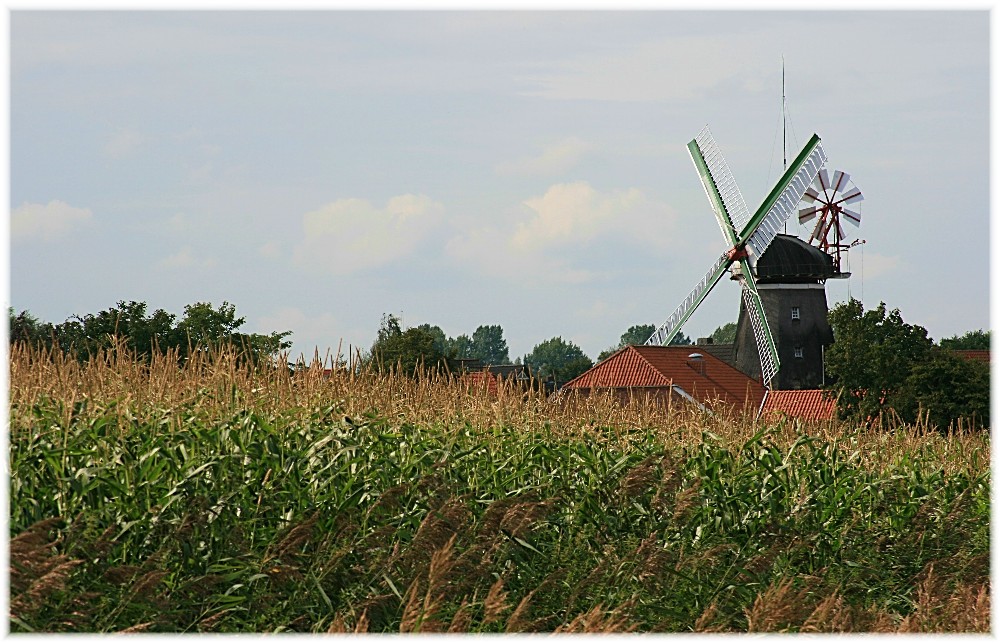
8,343,990,632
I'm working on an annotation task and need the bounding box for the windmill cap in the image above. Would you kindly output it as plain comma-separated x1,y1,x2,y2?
755,234,838,283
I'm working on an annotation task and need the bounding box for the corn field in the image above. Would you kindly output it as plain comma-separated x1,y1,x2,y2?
8,342,990,632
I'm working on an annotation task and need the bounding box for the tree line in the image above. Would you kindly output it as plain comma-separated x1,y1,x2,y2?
8,301,292,365
9,299,989,429
823,299,989,430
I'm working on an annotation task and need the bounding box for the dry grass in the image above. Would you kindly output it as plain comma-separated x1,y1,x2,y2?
8,342,991,633
9,342,988,480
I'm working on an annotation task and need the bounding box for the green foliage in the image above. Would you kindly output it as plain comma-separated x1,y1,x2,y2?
414,323,449,355
9,397,989,632
526,336,593,384
939,329,990,350
825,299,987,430
370,314,448,375
710,322,738,344
894,348,990,430
620,324,656,347
598,324,655,361
8,308,55,347
670,332,692,346
9,301,291,364
470,325,510,365
447,334,475,360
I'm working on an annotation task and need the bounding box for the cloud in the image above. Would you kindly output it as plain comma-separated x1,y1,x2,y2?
11,200,93,241
445,226,596,285
447,182,676,285
292,194,445,276
159,245,217,270
512,181,672,252
104,126,145,159
258,241,281,259
495,137,592,176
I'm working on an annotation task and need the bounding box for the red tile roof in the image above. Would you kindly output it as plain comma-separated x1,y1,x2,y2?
463,370,499,394
955,350,990,363
562,345,765,410
761,389,837,421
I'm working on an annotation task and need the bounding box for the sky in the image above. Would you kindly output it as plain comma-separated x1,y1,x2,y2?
9,9,991,364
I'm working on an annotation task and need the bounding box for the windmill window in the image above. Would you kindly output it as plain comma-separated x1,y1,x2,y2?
794,347,804,359
791,306,801,320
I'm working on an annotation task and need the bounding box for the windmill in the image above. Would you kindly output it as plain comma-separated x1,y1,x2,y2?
798,169,864,274
645,127,828,388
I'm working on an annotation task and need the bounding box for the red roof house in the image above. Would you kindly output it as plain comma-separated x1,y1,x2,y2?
954,349,990,363
760,389,838,421
560,345,765,412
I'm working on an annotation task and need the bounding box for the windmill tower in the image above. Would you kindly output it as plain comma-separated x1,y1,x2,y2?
733,171,864,389
645,126,828,389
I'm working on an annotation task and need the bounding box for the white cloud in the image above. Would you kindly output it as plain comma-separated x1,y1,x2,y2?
512,181,673,252
258,241,281,259
104,126,145,159
446,182,676,285
159,245,217,270
292,194,445,275
445,226,596,285
495,137,592,176
11,200,93,241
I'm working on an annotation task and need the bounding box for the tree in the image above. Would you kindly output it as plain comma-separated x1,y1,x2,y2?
825,299,934,424
415,323,449,355
620,324,655,347
447,334,475,360
10,301,291,365
710,322,738,344
894,347,989,430
939,329,990,350
471,324,510,365
8,308,54,348
525,337,593,386
370,313,447,376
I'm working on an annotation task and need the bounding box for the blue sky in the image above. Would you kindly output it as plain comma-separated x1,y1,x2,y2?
10,10,990,362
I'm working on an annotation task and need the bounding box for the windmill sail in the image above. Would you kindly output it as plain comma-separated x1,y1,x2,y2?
738,265,779,387
648,128,829,389
741,134,827,264
688,127,749,245
646,252,730,347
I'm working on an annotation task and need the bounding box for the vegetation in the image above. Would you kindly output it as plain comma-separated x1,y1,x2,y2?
711,322,738,344
369,314,449,375
8,301,291,365
597,325,691,361
8,341,989,633
413,322,511,366
939,329,990,351
825,299,989,430
524,336,593,385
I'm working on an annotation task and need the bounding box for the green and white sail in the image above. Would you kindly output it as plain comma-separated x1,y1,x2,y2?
646,127,827,388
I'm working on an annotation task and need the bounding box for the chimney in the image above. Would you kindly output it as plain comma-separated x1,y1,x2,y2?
696,337,714,345
687,352,705,376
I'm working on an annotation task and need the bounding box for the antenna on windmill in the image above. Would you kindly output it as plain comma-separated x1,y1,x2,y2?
782,57,788,233
646,126,828,388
